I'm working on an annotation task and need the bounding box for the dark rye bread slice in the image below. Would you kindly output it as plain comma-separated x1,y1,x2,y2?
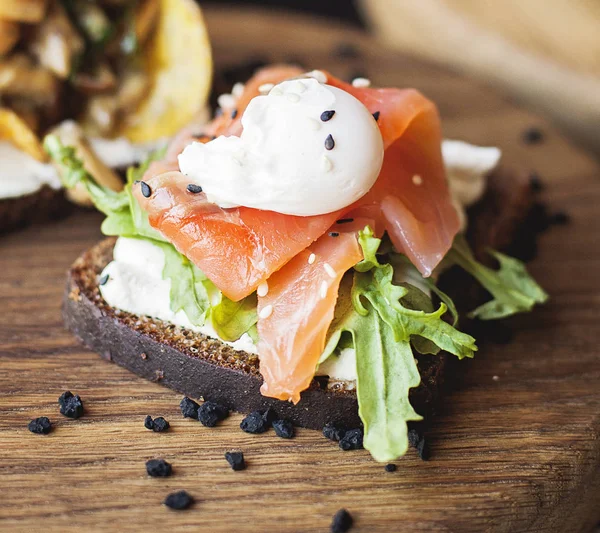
62,166,533,430
0,186,71,235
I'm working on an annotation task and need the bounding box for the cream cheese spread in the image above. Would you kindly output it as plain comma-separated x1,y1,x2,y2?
0,141,61,199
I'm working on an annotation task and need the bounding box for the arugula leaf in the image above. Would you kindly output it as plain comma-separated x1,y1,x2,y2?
319,276,423,462
355,304,423,462
154,241,211,326
389,253,460,327
210,294,258,342
353,265,477,360
354,225,383,272
44,135,131,215
101,209,136,237
448,235,548,319
397,282,440,356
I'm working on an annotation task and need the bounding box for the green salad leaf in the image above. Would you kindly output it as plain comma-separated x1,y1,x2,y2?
353,254,477,361
210,294,258,342
448,235,549,319
45,135,215,328
154,241,211,326
321,227,478,462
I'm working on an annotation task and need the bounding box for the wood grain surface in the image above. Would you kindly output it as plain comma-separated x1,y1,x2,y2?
1,6,600,533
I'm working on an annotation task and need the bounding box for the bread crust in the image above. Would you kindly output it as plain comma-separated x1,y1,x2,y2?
0,186,71,235
62,165,532,429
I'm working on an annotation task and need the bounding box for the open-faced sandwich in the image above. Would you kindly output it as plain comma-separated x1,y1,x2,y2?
0,0,211,233
49,65,547,462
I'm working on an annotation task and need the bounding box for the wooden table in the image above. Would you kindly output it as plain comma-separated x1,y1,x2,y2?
1,7,599,533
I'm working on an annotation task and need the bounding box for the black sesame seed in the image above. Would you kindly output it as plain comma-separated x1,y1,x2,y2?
224,451,246,471
522,127,544,145
146,459,172,477
186,184,203,194
164,490,193,510
240,410,271,434
99,274,109,286
28,417,52,435
272,419,295,439
324,134,335,150
331,508,353,533
336,218,354,225
323,423,345,442
215,108,223,118
372,111,380,122
211,135,217,140
231,109,238,119
320,110,336,122
384,463,397,473
329,232,340,237
58,391,84,419
179,397,200,419
140,181,152,198
197,401,229,427
133,180,140,184
339,428,363,451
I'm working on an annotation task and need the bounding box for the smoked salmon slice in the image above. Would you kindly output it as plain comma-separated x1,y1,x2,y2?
134,171,341,301
327,77,460,276
257,225,365,403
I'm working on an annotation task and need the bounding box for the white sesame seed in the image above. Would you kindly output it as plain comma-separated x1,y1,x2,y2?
294,80,307,93
321,155,332,172
232,82,245,99
305,70,327,84
307,118,321,131
286,93,301,103
412,174,423,186
320,281,328,299
259,304,273,319
308,253,316,265
257,282,269,297
259,83,274,93
217,93,235,110
270,87,283,96
323,263,336,279
352,77,371,88
492,375,499,381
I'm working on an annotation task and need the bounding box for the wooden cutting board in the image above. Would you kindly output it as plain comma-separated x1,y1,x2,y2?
1,6,599,533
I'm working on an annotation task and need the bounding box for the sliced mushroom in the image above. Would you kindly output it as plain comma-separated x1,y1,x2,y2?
135,0,160,47
0,20,21,57
0,54,58,106
0,0,48,24
82,95,119,136
29,2,85,80
50,120,123,206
